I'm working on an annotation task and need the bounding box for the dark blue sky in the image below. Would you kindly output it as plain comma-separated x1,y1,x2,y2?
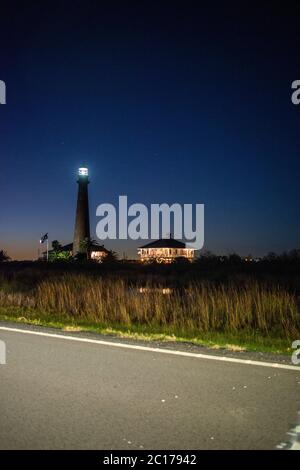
1,1,299,259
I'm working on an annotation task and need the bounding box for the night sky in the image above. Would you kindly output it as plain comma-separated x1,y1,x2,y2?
1,1,299,260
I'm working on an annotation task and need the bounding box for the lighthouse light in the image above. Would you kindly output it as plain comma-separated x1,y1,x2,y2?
78,167,88,176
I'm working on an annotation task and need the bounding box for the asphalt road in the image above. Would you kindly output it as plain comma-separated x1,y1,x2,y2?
0,323,300,450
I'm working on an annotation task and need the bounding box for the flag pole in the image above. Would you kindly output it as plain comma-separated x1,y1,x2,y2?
46,238,49,262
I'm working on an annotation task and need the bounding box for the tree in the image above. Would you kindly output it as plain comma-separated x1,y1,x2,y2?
102,249,118,264
288,249,300,260
196,250,217,262
264,252,277,262
227,253,242,264
52,240,62,252
79,238,89,259
49,250,71,262
0,250,10,262
79,237,98,260
48,240,71,262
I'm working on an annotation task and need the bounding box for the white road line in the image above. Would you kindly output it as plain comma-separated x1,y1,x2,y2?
1,325,300,371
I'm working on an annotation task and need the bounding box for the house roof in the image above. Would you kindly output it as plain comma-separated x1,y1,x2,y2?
64,242,109,252
45,242,109,254
139,238,187,249
60,243,73,251
88,243,109,253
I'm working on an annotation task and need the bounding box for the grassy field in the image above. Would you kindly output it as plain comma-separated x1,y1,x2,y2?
0,270,299,354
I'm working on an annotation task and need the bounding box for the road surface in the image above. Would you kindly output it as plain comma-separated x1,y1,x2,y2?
0,322,300,450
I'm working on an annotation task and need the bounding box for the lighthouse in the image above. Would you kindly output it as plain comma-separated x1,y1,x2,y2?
73,167,90,254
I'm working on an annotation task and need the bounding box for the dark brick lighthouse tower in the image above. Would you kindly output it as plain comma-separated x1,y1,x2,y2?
73,167,90,255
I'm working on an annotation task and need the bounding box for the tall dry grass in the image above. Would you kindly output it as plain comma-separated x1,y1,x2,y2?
0,274,299,338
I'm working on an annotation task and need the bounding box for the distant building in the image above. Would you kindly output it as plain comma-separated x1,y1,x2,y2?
73,167,91,255
42,168,109,262
138,238,195,263
46,242,109,262
243,256,261,263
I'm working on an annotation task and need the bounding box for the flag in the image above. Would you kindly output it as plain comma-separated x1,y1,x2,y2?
40,233,48,244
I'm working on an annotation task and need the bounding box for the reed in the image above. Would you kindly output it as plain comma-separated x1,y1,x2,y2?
0,274,299,339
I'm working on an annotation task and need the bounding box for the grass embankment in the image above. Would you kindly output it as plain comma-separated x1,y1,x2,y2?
0,275,299,354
